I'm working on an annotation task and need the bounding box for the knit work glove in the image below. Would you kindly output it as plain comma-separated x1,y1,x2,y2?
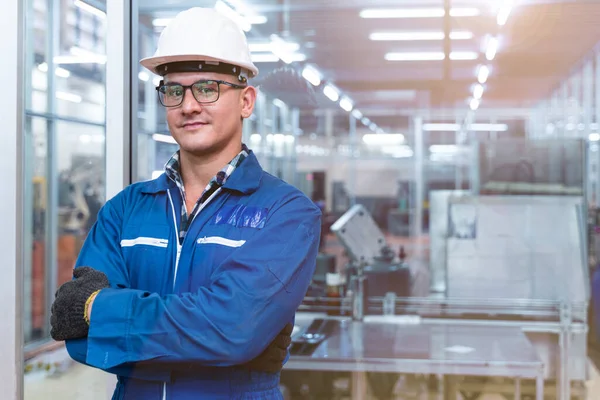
50,267,109,341
243,323,293,373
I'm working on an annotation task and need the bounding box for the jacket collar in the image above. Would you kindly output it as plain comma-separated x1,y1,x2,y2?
140,150,263,195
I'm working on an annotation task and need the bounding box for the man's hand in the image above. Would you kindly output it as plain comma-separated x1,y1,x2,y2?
243,323,293,373
50,267,109,341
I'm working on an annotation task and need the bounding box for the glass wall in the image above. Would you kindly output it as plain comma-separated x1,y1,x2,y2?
23,0,107,395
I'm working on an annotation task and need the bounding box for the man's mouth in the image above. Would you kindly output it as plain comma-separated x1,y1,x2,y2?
182,121,207,129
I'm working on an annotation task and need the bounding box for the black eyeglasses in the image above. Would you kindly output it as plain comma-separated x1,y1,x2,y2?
156,79,247,107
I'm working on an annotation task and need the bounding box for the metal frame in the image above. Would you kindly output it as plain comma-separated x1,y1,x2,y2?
0,0,24,398
106,0,132,199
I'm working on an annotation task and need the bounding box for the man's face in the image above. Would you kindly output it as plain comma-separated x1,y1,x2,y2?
163,71,256,157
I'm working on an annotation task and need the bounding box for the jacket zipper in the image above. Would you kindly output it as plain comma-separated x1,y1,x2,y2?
162,187,222,400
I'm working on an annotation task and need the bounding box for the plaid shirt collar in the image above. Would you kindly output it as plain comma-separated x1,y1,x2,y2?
164,144,249,243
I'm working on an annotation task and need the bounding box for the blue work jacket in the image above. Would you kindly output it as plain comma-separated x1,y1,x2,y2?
65,151,321,399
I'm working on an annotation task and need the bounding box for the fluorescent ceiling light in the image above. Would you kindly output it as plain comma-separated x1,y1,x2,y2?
152,18,171,27
215,0,251,32
361,117,370,125
424,123,508,132
250,134,262,142
385,52,445,61
359,7,480,19
352,109,363,120
138,71,149,82
370,30,473,41
497,0,514,26
429,144,465,154
470,123,508,131
363,134,405,145
270,35,304,64
486,37,499,61
473,83,484,99
590,133,600,141
55,67,71,78
56,91,82,103
449,31,474,40
449,8,480,17
74,0,106,19
38,63,70,78
339,96,353,112
449,51,479,61
369,123,377,131
272,98,286,108
323,84,340,102
423,123,460,131
370,31,444,41
302,65,321,86
152,133,177,145
246,15,267,24
251,53,279,63
469,98,480,110
477,65,490,83
249,41,299,53
54,46,107,64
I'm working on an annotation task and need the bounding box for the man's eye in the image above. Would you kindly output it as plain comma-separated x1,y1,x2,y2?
167,87,183,96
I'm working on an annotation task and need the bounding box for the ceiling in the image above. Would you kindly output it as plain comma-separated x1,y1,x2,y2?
138,0,600,135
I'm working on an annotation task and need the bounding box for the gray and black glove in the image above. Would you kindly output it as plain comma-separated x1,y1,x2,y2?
243,323,293,373
50,267,109,341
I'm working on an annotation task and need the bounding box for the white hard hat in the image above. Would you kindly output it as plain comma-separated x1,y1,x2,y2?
140,7,259,79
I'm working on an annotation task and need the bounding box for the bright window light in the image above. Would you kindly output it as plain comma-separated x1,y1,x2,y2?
473,83,484,99
323,84,340,102
56,91,82,103
385,52,445,61
477,65,490,83
496,0,514,26
469,98,480,110
74,0,106,19
339,96,353,112
302,65,322,86
215,0,251,32
486,37,499,61
359,7,480,19
152,134,177,145
363,134,405,145
449,51,479,61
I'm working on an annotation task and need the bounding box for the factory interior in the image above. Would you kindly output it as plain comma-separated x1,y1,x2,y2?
5,0,600,399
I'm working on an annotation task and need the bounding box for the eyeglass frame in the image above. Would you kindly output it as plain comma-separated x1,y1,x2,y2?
155,79,247,107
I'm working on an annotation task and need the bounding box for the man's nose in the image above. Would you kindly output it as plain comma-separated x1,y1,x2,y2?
181,87,202,114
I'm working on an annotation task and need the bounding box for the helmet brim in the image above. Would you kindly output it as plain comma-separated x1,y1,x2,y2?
140,54,259,78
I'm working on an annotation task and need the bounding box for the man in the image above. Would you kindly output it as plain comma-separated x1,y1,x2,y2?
50,7,321,399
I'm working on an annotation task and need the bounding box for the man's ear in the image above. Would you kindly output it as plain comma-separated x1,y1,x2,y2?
240,86,257,119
